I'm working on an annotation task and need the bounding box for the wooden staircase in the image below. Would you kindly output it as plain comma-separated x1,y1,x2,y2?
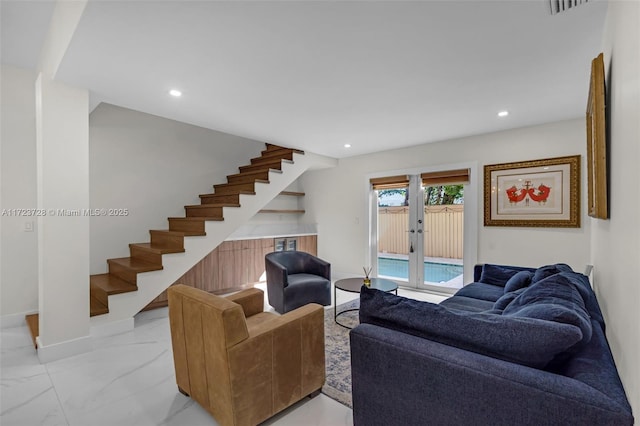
89,143,303,317
26,144,305,346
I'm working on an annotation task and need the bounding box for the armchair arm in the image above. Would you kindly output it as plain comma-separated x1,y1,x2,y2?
305,256,331,281
248,303,324,337
226,288,264,318
266,257,289,288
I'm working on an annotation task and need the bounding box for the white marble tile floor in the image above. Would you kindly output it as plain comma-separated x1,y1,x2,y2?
1,310,354,425
1,284,444,426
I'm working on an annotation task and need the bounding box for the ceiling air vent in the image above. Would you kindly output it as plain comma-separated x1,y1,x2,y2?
549,0,589,15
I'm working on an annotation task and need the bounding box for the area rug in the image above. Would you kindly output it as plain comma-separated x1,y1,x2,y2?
322,299,360,408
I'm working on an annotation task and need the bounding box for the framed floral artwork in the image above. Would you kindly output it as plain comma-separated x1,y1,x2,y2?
484,155,580,228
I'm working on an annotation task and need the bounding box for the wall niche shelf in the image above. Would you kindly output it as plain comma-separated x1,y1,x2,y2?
257,191,306,214
258,209,306,214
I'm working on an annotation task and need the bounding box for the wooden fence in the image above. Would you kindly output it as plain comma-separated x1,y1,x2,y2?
378,205,464,259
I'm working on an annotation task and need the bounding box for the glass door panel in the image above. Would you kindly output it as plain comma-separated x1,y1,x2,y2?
418,184,464,293
376,184,410,284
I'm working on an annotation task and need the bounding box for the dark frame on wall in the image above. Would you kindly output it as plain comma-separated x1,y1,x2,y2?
484,155,580,228
586,52,608,219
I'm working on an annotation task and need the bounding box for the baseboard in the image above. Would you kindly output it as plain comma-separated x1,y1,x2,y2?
37,334,92,363
1,310,39,329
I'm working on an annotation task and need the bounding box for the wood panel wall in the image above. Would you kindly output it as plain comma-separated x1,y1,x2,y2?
144,235,317,310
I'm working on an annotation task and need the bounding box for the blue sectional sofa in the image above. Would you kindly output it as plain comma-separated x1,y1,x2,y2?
350,263,634,426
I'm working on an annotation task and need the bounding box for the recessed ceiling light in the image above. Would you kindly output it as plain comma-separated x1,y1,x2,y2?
344,144,352,148
169,89,182,97
498,110,509,117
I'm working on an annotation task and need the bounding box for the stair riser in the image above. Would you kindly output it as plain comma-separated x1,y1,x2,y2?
90,282,109,307
130,246,162,265
149,231,184,249
90,305,109,317
185,206,223,218
169,218,205,234
257,149,298,161
200,194,241,205
213,182,255,195
250,152,293,165
108,262,138,285
227,171,271,184
261,146,293,155
239,160,284,173
265,143,285,152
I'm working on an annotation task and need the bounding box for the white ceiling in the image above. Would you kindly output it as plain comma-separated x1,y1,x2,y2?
1,0,608,158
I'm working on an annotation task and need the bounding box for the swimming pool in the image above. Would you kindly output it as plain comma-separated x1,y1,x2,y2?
378,257,463,282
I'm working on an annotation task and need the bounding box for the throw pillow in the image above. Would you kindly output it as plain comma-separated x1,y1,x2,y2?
502,273,592,348
503,270,533,293
531,263,574,283
359,286,584,369
479,264,532,287
493,287,527,311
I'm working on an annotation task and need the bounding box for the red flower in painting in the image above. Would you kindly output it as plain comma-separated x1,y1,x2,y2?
506,181,551,205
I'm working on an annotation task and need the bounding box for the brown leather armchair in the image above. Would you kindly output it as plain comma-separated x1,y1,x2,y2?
168,284,325,426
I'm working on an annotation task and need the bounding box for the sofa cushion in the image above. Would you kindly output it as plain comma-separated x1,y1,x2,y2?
359,286,585,369
531,263,573,283
439,295,495,312
453,282,504,302
503,271,533,293
555,320,633,416
502,273,592,348
493,288,527,311
559,272,605,329
479,264,532,287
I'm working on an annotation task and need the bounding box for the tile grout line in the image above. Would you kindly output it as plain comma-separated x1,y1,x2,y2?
44,362,72,426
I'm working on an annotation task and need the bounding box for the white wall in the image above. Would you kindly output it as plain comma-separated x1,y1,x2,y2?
301,118,590,278
89,104,267,274
594,0,640,414
35,73,91,351
0,65,39,319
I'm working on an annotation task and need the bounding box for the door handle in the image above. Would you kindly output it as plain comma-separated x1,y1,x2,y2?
408,229,415,233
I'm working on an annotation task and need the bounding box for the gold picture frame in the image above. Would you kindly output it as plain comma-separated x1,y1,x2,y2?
484,155,580,228
586,53,608,219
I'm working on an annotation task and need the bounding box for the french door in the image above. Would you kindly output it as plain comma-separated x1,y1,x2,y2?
372,169,468,294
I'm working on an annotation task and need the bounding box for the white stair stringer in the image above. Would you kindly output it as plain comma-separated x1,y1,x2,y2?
90,151,338,332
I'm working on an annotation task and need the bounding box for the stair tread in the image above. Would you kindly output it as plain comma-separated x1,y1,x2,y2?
108,257,163,272
200,190,255,198
239,159,292,170
90,296,109,316
129,243,186,254
261,147,304,155
168,216,224,222
213,182,258,189
91,273,138,294
149,230,187,236
25,314,38,348
150,229,205,236
228,168,281,178
177,230,207,236
185,203,240,208
255,150,304,161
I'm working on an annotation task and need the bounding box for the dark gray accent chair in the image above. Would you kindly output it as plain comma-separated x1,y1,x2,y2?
265,251,331,314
